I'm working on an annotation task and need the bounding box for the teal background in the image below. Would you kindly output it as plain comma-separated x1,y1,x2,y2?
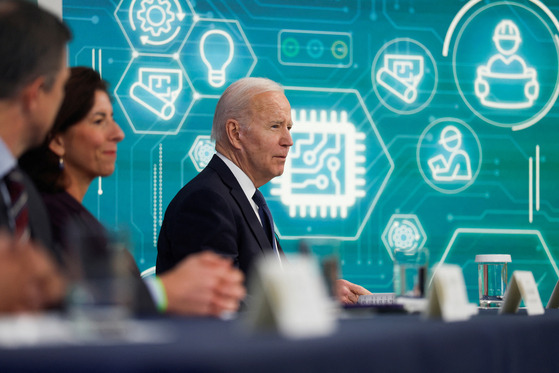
62,0,559,305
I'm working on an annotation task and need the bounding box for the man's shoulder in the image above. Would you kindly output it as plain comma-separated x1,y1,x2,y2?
167,165,227,207
182,156,236,191
182,163,226,192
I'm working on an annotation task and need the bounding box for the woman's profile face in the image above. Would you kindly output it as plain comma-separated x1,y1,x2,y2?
59,90,125,182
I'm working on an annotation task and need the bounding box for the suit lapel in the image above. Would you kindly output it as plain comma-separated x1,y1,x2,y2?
208,155,273,254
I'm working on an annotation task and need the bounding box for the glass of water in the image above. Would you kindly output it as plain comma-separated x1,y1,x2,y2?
475,254,511,308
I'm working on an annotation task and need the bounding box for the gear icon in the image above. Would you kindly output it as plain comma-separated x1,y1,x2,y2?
392,224,416,250
388,219,421,254
382,214,427,259
195,142,214,166
137,0,175,38
188,136,216,172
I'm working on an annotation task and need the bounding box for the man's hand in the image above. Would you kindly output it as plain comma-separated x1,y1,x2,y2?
335,279,372,305
159,251,246,316
0,233,66,313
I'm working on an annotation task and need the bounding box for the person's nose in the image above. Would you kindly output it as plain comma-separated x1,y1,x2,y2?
281,127,293,147
110,120,125,143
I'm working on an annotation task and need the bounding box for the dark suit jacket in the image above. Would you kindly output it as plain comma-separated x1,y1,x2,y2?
156,155,282,279
0,170,59,262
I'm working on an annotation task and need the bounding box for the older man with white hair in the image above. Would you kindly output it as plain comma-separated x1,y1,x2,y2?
157,77,370,304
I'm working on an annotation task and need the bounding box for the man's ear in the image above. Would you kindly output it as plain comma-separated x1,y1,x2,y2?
20,76,46,112
48,134,65,158
225,119,242,150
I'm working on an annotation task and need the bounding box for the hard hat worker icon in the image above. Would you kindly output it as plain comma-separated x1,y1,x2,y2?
475,19,539,109
428,125,472,182
493,20,521,56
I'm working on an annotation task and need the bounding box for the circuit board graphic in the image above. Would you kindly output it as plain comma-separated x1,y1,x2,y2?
273,109,366,219
61,0,559,305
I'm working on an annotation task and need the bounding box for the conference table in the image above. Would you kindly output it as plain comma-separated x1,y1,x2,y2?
1,308,558,372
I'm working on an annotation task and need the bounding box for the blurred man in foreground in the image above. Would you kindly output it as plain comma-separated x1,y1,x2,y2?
0,0,72,312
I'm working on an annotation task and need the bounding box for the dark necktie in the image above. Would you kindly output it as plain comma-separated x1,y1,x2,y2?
4,168,29,240
252,189,280,261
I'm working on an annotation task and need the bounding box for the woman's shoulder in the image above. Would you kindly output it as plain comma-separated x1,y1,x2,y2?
41,191,83,216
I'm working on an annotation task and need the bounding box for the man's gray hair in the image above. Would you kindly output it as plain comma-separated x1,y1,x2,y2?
211,77,284,144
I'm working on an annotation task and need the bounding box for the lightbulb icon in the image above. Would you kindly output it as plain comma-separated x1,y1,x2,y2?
200,29,235,88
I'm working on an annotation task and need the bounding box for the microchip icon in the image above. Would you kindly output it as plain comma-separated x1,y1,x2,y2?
271,109,366,218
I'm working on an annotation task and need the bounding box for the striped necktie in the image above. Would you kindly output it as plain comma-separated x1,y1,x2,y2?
4,168,29,240
252,189,281,263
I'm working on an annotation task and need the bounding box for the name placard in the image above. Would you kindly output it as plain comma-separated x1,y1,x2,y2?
357,293,395,305
425,264,478,322
244,253,337,339
500,271,544,315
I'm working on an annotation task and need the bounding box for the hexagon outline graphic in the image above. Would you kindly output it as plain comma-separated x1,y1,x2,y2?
430,228,559,285
114,52,197,135
187,135,216,172
272,86,394,241
178,17,258,98
115,0,196,53
381,214,427,261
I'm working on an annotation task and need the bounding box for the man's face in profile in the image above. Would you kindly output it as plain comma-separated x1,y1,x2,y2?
237,90,293,187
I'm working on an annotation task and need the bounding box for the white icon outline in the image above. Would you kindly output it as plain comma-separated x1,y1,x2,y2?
376,54,424,104
129,67,183,120
137,0,175,37
474,20,539,109
188,135,216,172
427,125,472,182
199,29,235,88
381,214,427,261
372,38,438,115
444,1,559,130
128,0,187,46
417,118,481,194
272,109,366,220
265,86,393,241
